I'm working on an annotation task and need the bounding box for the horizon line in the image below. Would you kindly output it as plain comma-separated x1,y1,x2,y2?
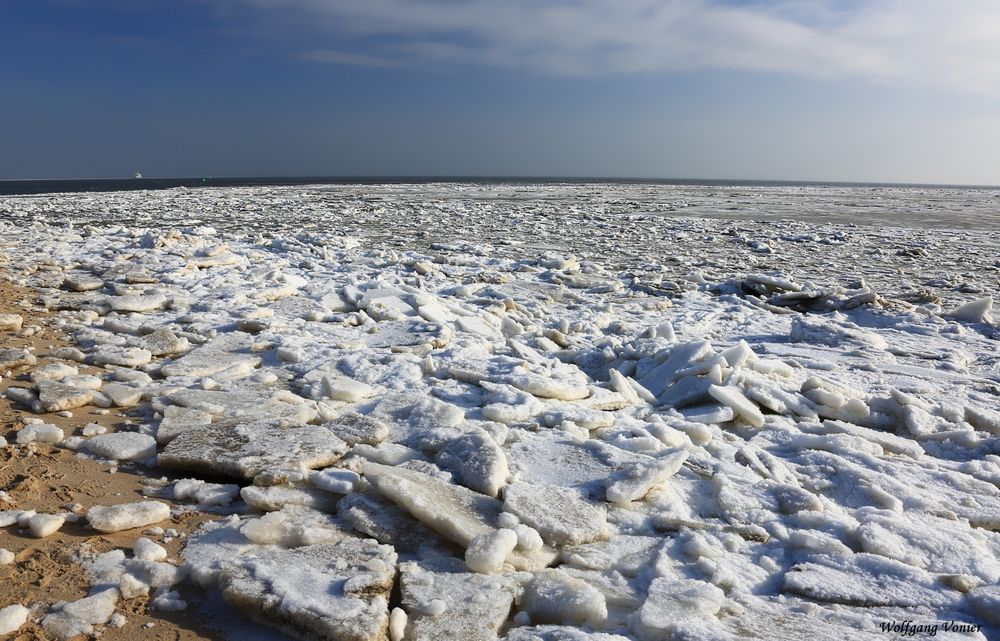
1,174,998,190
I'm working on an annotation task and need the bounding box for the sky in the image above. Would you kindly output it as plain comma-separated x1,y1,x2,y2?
2,0,999,184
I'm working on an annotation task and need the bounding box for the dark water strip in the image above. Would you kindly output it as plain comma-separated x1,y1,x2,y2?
2,176,997,196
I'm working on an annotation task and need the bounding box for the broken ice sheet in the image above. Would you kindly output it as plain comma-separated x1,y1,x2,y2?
158,417,347,482
160,333,261,378
782,552,959,608
502,483,607,546
219,539,396,641
399,559,521,641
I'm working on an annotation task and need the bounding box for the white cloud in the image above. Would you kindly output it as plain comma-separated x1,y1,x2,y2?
239,0,1000,93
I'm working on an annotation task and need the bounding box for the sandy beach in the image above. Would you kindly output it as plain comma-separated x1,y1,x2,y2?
0,278,220,641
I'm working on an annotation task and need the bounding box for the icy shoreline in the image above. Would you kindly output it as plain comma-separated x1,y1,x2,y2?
1,188,999,640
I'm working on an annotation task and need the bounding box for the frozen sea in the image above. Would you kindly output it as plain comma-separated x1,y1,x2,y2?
0,180,999,641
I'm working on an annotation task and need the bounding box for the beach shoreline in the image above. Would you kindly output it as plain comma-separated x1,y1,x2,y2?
0,277,220,641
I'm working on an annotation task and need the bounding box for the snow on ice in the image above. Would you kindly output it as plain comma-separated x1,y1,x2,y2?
1,182,1000,640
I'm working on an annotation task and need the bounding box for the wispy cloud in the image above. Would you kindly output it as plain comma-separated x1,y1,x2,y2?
239,0,1000,93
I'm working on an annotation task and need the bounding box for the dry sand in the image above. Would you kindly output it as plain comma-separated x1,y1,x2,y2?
0,278,225,641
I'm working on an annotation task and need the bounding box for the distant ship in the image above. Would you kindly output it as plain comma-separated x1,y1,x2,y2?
132,171,143,179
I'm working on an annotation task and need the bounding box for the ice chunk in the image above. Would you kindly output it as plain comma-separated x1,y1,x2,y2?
820,420,923,460
351,443,424,466
62,274,104,292
436,430,509,497
400,560,522,641
320,290,354,312
136,328,190,356
134,537,168,562
83,432,157,461
310,468,361,495
657,374,719,409
102,382,142,407
241,484,340,513
790,316,888,350
30,362,78,382
4,387,38,410
708,384,765,427
62,374,102,390
947,296,993,323
159,418,347,481
633,578,724,641
364,460,498,543
172,478,240,506
179,517,258,587
219,539,396,641
521,569,608,628
125,559,186,588
0,604,29,636
87,501,171,532
240,505,349,546
507,373,590,401
35,380,94,412
322,376,374,402
325,412,389,446
42,588,119,639
160,338,260,378
16,422,64,444
91,347,152,367
389,607,406,641
787,529,853,555
561,536,663,577
465,528,518,573
678,404,734,425
607,369,645,405
605,450,687,505
965,405,1000,436
80,424,106,438
503,483,607,545
856,511,1000,581
107,293,167,313
364,462,556,571
0,348,36,370
151,589,187,611
28,513,65,538
543,406,616,430
638,341,713,398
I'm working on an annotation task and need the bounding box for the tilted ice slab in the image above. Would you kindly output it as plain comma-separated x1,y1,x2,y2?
435,429,509,497
363,462,557,571
783,553,960,608
336,491,456,559
158,417,348,481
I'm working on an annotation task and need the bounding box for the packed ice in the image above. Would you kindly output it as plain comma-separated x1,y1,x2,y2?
1,181,999,639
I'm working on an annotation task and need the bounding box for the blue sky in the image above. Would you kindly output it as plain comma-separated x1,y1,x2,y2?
2,0,999,184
